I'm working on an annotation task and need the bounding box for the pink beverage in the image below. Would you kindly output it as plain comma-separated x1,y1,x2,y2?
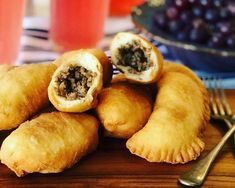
0,0,25,64
50,0,110,52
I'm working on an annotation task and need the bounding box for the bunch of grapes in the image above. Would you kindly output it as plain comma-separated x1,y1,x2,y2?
153,0,235,49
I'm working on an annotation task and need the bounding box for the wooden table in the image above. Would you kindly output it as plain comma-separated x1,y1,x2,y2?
0,91,235,187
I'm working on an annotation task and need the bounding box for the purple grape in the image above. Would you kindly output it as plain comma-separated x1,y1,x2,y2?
208,24,216,32
220,8,231,19
227,35,235,49
216,22,225,31
177,32,188,41
166,6,180,20
175,0,190,10
200,0,213,7
188,0,197,4
168,20,183,33
180,10,193,23
213,0,225,7
228,2,235,16
192,6,205,18
177,26,191,41
218,22,233,36
204,9,219,22
207,33,226,48
153,13,168,29
193,19,207,29
152,0,235,49
190,27,210,43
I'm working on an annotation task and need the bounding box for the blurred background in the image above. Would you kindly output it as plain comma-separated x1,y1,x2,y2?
1,0,235,88
18,0,143,64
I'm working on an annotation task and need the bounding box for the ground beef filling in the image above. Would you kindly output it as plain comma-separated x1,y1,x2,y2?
117,41,151,72
55,65,96,100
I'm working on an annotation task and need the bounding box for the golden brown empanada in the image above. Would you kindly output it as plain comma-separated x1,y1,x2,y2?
110,32,163,84
0,63,56,130
95,75,153,139
0,64,14,75
0,112,99,177
48,49,112,112
126,62,210,164
52,49,113,86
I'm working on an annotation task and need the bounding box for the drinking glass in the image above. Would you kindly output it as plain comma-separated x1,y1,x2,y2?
50,0,110,52
0,0,26,64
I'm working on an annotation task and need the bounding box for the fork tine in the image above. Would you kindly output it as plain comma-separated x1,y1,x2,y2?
217,78,233,116
203,77,233,117
213,78,226,116
204,77,218,116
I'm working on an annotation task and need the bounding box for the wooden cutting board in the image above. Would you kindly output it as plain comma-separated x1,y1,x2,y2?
0,90,235,187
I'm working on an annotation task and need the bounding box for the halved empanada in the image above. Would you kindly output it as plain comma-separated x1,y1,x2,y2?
48,49,112,112
110,32,163,84
126,62,210,164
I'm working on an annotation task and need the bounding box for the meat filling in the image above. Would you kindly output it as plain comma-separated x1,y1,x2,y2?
117,40,151,73
55,65,96,100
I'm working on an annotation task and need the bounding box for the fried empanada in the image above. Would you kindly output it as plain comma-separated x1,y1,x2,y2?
0,64,14,75
95,75,153,139
48,49,112,112
0,63,56,130
126,62,210,164
0,112,99,177
110,32,163,84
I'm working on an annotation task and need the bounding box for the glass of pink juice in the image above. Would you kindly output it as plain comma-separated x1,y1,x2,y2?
0,0,25,64
50,0,110,52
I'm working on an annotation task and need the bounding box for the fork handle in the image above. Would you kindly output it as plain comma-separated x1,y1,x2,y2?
179,125,235,187
224,119,235,149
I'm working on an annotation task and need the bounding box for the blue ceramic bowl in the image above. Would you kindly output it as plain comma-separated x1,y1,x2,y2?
131,2,235,73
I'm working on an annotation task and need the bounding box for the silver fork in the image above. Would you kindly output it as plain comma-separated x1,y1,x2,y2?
178,77,235,187
206,77,235,146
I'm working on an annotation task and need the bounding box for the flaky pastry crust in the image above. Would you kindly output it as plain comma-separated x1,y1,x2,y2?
110,32,163,84
126,62,210,164
95,75,153,139
0,112,99,177
0,63,56,130
48,49,112,112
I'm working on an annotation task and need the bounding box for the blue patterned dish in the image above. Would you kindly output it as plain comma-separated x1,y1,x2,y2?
131,2,235,73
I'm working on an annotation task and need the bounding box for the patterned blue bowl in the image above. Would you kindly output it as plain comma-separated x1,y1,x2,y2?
131,2,235,73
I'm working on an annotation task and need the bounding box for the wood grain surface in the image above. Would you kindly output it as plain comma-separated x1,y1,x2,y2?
0,90,235,187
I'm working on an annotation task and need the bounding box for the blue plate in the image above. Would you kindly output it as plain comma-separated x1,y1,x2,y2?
131,2,235,73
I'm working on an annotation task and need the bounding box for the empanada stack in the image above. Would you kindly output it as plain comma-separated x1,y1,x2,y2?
0,32,211,178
